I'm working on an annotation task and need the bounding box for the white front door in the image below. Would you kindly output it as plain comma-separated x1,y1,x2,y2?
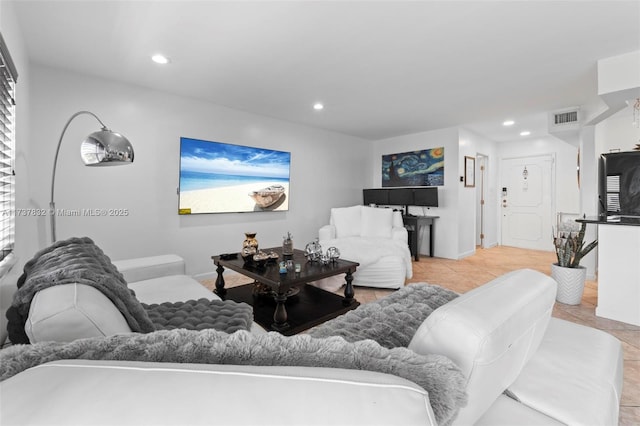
500,155,554,251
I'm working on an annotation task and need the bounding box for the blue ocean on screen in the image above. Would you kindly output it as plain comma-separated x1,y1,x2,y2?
180,171,288,192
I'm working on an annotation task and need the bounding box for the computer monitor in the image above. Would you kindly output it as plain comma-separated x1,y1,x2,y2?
387,188,413,206
363,189,389,205
413,187,438,207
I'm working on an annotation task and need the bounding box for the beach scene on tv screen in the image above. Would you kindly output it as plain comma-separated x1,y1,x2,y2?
178,137,291,214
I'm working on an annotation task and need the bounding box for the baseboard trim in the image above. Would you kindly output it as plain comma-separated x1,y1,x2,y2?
457,249,475,260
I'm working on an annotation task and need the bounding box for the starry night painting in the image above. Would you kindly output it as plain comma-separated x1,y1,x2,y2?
382,147,444,187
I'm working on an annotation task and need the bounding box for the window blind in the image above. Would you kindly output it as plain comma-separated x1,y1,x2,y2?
0,33,17,265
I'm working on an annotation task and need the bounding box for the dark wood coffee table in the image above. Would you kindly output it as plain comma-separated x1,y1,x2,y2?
212,247,359,335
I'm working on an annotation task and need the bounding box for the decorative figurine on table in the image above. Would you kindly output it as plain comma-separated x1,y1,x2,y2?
326,246,340,263
241,232,259,263
304,239,323,262
243,232,259,251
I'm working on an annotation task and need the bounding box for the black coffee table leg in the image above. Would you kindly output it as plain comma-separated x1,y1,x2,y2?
271,291,290,331
214,262,227,297
343,270,355,306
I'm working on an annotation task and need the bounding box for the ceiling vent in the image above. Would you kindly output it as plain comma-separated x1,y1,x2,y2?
548,107,581,145
553,110,579,125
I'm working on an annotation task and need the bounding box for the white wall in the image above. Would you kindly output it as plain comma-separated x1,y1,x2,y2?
579,126,598,278
459,129,499,251
456,132,478,258
372,127,460,259
25,65,370,277
371,127,499,260
597,51,640,96
595,104,640,154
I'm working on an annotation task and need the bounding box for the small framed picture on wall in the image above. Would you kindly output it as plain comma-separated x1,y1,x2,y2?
464,156,475,188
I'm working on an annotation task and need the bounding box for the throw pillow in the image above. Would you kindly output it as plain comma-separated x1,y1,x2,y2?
331,205,362,238
392,210,404,228
361,206,393,238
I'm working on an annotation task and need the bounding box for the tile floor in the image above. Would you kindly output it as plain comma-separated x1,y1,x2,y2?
208,245,639,424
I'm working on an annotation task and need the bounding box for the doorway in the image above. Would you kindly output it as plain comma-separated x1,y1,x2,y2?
476,154,488,248
500,154,555,251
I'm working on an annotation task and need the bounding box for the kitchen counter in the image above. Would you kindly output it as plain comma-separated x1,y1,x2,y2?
577,216,640,226
580,219,640,326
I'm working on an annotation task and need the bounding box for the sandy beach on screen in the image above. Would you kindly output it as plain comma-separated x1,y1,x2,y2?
180,181,289,214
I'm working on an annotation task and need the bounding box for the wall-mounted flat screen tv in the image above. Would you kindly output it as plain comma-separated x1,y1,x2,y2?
178,137,291,214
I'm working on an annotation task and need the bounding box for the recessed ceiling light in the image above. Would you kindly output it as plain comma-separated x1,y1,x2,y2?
151,54,170,64
313,103,324,111
520,131,531,136
503,120,515,126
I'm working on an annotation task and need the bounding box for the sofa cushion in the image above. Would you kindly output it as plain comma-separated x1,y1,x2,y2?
330,205,362,238
113,254,185,283
25,283,132,343
0,329,468,426
475,394,565,425
0,360,439,426
408,269,557,425
361,206,393,238
129,274,221,305
507,318,623,426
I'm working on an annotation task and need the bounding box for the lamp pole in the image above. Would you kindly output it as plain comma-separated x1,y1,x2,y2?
49,111,132,243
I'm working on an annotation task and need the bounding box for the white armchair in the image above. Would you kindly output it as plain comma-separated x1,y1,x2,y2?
316,205,412,290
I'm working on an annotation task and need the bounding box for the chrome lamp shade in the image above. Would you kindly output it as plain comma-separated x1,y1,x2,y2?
81,130,134,166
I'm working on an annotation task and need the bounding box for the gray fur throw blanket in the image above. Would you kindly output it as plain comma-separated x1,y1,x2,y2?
309,283,459,348
145,298,253,333
6,237,156,343
5,237,253,343
0,329,468,426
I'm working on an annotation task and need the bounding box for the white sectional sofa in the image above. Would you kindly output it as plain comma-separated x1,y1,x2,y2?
0,252,623,425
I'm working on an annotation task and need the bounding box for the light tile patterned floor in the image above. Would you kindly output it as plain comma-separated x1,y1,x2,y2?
205,246,639,424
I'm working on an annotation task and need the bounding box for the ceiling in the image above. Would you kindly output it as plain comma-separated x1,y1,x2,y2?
10,1,640,141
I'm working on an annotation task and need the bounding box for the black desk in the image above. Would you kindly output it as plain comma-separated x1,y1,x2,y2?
403,215,438,261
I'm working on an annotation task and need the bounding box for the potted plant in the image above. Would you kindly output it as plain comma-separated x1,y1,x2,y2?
551,221,598,305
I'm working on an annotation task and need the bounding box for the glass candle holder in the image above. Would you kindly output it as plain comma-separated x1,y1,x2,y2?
282,232,293,257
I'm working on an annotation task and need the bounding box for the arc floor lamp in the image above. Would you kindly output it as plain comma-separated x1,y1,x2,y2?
49,111,134,243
